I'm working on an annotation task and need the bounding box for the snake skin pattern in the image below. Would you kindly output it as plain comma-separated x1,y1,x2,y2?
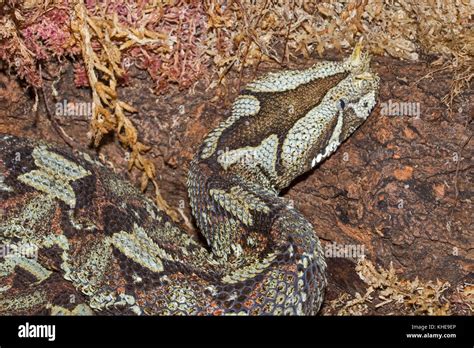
0,45,379,315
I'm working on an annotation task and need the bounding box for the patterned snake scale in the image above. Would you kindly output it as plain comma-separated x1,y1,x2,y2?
0,44,379,315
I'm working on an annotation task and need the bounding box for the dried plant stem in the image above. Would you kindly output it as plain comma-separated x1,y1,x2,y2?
73,1,178,221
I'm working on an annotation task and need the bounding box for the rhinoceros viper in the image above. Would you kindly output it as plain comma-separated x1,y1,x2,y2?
0,44,379,315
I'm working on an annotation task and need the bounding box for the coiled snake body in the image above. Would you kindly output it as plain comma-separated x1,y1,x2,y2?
0,45,379,315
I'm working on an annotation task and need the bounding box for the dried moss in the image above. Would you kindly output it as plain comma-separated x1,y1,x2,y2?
72,2,177,220
326,259,452,315
2,0,471,99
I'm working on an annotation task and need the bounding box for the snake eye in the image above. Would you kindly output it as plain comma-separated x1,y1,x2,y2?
339,99,346,109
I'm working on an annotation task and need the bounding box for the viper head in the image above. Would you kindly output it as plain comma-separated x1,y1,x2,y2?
197,43,379,191
275,42,380,188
